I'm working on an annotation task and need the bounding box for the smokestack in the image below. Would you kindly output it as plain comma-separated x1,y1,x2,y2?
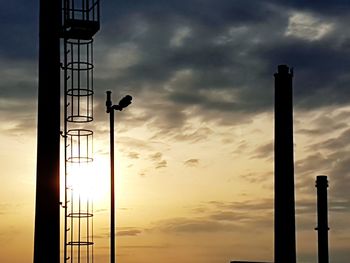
33,1,61,262
274,65,297,263
315,175,329,263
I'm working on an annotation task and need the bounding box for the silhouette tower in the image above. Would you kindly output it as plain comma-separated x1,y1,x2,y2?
34,1,61,262
315,175,329,263
62,1,100,262
34,1,100,262
274,65,297,263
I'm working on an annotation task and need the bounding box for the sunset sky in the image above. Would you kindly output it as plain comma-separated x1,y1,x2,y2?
1,1,350,262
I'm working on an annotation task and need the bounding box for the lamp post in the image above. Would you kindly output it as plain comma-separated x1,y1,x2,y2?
106,91,132,263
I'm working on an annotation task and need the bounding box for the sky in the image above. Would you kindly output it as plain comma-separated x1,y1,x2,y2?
1,0,350,262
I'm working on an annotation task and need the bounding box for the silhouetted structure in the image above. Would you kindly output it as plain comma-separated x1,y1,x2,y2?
34,1,100,262
106,92,132,263
62,1,100,263
33,1,61,262
315,175,329,263
274,65,296,263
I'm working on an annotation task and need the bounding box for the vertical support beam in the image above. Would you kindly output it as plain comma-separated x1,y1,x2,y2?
33,1,61,263
315,175,329,263
274,65,297,263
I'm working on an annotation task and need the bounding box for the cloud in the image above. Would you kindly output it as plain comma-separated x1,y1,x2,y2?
93,0,350,141
117,229,142,237
156,160,167,169
296,110,349,136
0,203,10,215
251,142,273,160
155,217,239,233
150,152,162,161
128,152,140,159
152,199,274,234
268,0,350,16
240,171,271,184
285,11,333,41
174,127,213,143
0,0,38,60
119,244,169,249
149,152,168,169
94,227,143,239
295,150,350,211
308,128,350,151
0,57,38,136
4,0,350,141
184,159,199,167
295,152,329,177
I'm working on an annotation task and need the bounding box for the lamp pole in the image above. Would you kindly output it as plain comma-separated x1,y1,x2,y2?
106,91,132,263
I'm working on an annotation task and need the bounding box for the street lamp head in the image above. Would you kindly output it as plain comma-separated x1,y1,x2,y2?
118,95,132,110
107,92,133,111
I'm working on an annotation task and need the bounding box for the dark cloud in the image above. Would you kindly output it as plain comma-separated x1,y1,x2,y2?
0,0,38,59
93,2,350,139
4,0,350,139
269,0,350,15
259,38,350,109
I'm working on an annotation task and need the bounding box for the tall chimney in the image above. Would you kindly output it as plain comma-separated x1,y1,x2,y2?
33,1,61,262
315,175,329,263
274,65,297,263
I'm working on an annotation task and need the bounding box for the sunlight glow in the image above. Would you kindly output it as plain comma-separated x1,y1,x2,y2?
66,161,107,201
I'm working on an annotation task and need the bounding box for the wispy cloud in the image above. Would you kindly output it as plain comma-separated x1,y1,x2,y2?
184,159,199,167
251,142,273,160
149,152,168,169
117,229,142,236
152,199,273,234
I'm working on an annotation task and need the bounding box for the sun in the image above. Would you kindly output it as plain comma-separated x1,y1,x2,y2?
66,159,109,201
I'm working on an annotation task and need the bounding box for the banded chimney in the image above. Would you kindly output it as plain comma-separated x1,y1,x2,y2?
315,175,329,263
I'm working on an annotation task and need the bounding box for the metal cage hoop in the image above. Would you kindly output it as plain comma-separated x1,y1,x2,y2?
68,212,94,218
65,38,94,123
66,129,93,163
67,241,94,246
